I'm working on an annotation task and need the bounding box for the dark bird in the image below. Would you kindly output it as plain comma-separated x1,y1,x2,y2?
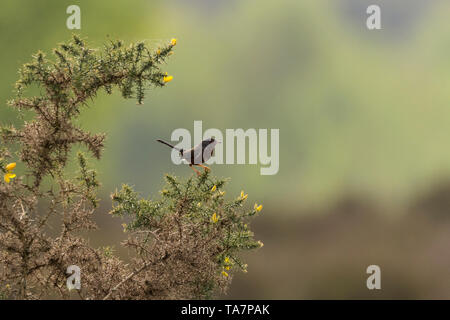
157,138,220,175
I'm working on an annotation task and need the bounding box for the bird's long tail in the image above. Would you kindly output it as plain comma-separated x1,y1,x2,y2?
157,139,183,152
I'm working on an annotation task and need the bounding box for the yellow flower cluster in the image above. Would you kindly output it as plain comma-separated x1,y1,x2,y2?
156,38,176,56
162,71,174,83
240,190,248,200
254,203,263,212
211,212,219,223
160,38,177,82
211,185,225,197
222,256,233,277
224,256,232,270
4,162,16,183
163,75,173,83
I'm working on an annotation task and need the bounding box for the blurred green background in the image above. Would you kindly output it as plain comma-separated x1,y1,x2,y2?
3,0,450,298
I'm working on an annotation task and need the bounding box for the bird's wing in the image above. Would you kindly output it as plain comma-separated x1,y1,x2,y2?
182,147,203,164
202,143,216,162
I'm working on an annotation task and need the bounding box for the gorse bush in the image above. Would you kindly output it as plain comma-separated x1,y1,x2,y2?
0,35,262,299
109,173,263,299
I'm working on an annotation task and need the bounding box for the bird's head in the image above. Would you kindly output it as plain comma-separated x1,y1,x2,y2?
203,137,220,148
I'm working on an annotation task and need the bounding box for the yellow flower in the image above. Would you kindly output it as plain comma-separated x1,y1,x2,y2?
211,212,219,223
219,191,225,196
5,163,16,171
224,257,232,270
221,271,229,277
5,284,10,289
163,75,173,83
211,185,217,192
257,240,264,247
254,203,263,212
4,163,17,184
4,173,16,183
197,202,202,207
156,49,161,55
170,38,177,46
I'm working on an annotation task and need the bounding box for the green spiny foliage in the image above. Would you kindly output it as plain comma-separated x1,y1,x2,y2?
2,34,175,188
110,171,262,298
0,35,262,300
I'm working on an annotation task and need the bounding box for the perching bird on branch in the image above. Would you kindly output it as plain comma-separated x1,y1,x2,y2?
157,138,220,175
